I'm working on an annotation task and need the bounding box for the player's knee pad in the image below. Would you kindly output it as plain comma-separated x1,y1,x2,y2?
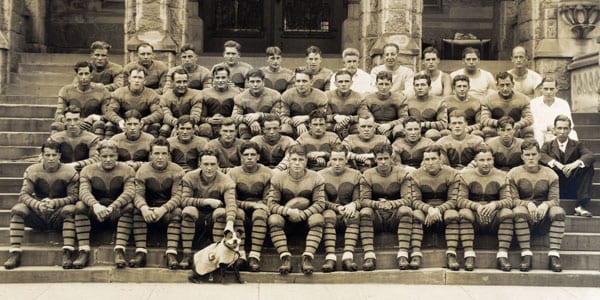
344,213,360,225
268,214,285,227
440,129,451,137
548,206,566,221
482,126,497,138
120,202,134,215
360,207,374,218
145,123,161,137
412,210,425,224
512,206,529,221
212,207,227,221
159,124,172,138
396,206,413,218
168,208,182,222
252,208,268,222
10,203,30,218
181,206,199,221
322,209,337,224
104,122,117,133
424,129,442,141
74,201,89,215
458,208,475,223
307,214,324,227
60,204,76,218
443,209,459,223
50,122,65,133
519,126,534,139
497,207,514,221
197,124,213,139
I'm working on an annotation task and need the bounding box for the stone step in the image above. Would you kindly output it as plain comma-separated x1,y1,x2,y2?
0,132,50,147
0,161,32,177
593,184,600,198
0,146,40,160
0,118,53,132
0,95,57,105
0,246,598,277
0,225,598,252
18,64,73,76
575,125,600,139
0,104,55,118
0,177,24,193
561,199,600,217
3,84,61,96
580,139,600,153
594,168,600,183
1,266,598,286
10,72,74,86
573,113,600,125
0,193,21,209
18,53,115,65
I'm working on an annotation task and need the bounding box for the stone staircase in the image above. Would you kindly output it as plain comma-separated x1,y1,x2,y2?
0,53,598,285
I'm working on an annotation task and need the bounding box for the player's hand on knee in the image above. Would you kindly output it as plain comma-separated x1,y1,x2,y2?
481,202,497,217
287,209,302,222
535,203,548,222
204,198,223,209
250,121,262,134
426,207,442,226
153,207,167,220
343,203,356,218
141,206,155,223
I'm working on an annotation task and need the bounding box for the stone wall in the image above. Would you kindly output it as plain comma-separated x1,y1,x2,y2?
568,52,600,112
47,0,125,53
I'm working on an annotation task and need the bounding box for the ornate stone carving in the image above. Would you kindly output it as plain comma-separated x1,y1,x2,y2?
559,1,600,39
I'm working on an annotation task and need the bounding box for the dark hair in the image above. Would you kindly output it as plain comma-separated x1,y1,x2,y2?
334,69,353,81
475,143,494,156
541,76,557,85
452,74,470,87
423,144,443,157
373,143,393,156
137,43,154,51
294,67,313,80
220,118,236,127
402,116,421,127
376,70,393,82
448,109,466,121
240,141,260,155
180,44,196,54
521,140,540,153
422,47,440,59
498,116,516,129
382,43,400,53
330,144,348,155
266,46,282,56
262,114,281,126
65,105,82,115
128,65,148,77
41,140,62,154
73,61,92,73
245,68,265,80
461,47,480,59
151,137,171,153
90,41,111,51
553,114,572,128
124,109,142,121
170,68,189,81
288,144,308,157
413,72,431,86
212,65,230,77
199,149,219,162
224,40,241,52
306,45,322,56
495,71,514,83
177,115,193,127
309,109,327,122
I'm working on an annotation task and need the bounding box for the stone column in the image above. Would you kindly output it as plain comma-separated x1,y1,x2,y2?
342,0,361,52
24,0,46,52
0,0,11,94
124,0,188,66
495,0,518,60
359,0,422,71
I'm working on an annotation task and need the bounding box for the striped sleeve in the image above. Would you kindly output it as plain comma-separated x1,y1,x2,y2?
161,167,185,212
457,174,481,210
18,169,41,210
79,166,99,207
52,170,80,207
222,178,238,223
109,167,135,210
302,175,327,218
438,173,459,213
388,172,412,209
267,174,289,216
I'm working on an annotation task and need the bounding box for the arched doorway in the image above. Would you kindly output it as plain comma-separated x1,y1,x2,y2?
199,0,347,53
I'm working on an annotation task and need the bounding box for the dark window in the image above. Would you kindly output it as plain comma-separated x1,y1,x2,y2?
215,0,263,33
283,0,331,33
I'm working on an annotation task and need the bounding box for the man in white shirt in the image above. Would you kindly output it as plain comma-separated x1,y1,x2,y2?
330,48,374,94
507,46,542,98
450,47,496,99
370,43,414,96
530,77,577,147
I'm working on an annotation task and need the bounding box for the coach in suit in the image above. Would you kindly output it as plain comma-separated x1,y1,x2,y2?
540,115,596,217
